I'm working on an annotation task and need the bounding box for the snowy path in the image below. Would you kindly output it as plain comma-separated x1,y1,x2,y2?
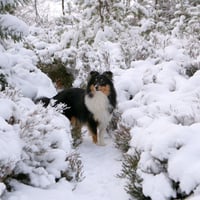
73,133,129,200
4,133,129,200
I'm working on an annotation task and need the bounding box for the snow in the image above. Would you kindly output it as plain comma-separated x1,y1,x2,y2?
0,183,6,197
1,0,200,200
0,49,56,99
0,117,21,162
72,136,128,200
116,59,200,199
0,14,29,37
142,173,176,200
3,135,128,200
0,99,19,121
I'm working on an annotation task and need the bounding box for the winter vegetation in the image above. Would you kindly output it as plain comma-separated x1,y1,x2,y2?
0,0,200,200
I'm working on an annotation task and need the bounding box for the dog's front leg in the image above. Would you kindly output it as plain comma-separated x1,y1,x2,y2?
98,125,107,146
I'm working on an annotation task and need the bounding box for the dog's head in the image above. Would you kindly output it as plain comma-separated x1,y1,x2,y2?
86,71,114,97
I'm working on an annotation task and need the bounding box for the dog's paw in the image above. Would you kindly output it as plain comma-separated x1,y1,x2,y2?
97,141,106,146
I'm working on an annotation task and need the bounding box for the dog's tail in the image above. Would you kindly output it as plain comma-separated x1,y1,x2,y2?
34,97,51,107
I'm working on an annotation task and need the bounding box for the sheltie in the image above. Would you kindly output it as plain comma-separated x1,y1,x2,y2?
36,71,117,146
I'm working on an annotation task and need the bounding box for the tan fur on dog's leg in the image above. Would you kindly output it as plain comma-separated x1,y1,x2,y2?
70,117,82,147
87,125,98,144
92,134,98,144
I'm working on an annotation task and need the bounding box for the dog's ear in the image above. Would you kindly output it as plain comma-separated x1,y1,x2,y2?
90,71,99,77
103,71,113,80
87,71,99,83
88,71,99,81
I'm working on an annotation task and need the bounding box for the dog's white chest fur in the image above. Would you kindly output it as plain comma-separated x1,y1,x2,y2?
85,91,111,126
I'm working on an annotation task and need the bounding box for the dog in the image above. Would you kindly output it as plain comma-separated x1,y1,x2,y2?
36,71,117,146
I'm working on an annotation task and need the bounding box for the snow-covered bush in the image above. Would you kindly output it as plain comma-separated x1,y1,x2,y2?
0,92,84,195
119,153,148,200
0,0,29,42
0,89,79,190
0,91,21,196
116,55,200,199
0,73,7,91
0,14,28,41
0,99,21,196
66,152,85,184
38,59,74,90
114,121,131,153
0,46,56,99
15,101,72,188
125,120,200,200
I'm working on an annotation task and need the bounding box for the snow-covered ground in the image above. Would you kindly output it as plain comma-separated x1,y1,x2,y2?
3,134,129,200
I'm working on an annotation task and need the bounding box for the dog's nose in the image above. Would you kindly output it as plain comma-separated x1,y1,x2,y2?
95,85,99,90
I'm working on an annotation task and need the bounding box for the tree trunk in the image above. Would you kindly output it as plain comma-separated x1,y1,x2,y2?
62,0,65,15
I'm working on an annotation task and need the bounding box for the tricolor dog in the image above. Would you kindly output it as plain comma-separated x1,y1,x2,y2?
36,71,117,146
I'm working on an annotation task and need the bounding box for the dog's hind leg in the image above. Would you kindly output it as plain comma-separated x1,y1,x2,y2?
70,117,82,147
